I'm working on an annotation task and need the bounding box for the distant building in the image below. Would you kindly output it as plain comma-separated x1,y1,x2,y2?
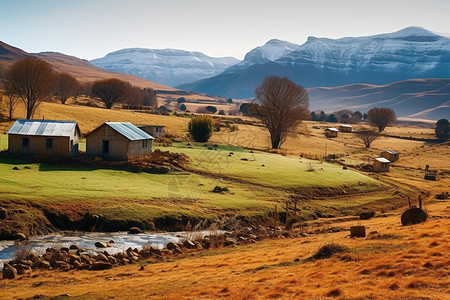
339,124,353,132
324,127,339,138
85,122,154,160
373,157,390,172
7,119,80,157
380,150,399,162
137,125,165,138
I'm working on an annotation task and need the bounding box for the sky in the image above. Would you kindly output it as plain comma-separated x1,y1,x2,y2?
1,0,450,61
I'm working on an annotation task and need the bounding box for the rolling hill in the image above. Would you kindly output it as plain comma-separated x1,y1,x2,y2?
0,41,175,91
308,79,450,120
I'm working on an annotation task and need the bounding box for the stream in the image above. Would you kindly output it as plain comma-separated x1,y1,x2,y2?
0,230,211,269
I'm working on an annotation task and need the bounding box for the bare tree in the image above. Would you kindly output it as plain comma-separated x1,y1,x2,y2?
356,128,380,148
3,81,20,120
253,76,309,149
123,85,144,107
91,78,130,109
142,88,158,107
368,107,396,132
54,73,81,104
5,57,55,119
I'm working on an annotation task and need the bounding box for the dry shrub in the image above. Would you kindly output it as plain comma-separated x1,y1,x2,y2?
13,242,33,262
310,243,350,260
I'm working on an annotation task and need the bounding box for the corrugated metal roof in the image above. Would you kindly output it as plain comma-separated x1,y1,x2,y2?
326,128,340,132
7,119,78,137
375,157,390,163
383,150,398,155
106,122,154,140
339,124,352,128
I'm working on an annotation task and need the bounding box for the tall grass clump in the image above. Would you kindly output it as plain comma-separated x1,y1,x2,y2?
188,115,215,142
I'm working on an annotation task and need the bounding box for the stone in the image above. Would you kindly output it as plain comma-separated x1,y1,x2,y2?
15,233,27,241
55,261,71,270
69,245,79,250
94,253,109,262
33,260,51,270
95,241,108,248
27,253,40,263
183,240,196,249
107,256,117,265
0,207,7,219
90,262,113,271
128,227,143,234
3,263,17,279
15,264,31,275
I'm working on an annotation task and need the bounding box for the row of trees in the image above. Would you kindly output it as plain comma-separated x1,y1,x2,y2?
0,57,158,120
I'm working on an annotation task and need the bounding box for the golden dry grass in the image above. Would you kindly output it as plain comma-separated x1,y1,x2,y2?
3,199,449,300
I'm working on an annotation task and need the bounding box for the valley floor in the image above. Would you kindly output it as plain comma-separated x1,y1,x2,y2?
2,197,449,300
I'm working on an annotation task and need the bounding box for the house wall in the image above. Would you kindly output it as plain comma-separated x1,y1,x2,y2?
139,126,163,137
8,134,71,157
86,125,152,160
325,131,338,138
127,139,152,159
86,125,130,160
381,152,399,162
339,126,352,132
373,161,389,172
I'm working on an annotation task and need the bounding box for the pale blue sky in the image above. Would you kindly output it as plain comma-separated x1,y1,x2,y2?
1,0,449,60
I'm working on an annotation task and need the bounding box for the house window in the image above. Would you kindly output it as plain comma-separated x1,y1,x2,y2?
46,138,53,150
22,138,29,148
142,140,148,148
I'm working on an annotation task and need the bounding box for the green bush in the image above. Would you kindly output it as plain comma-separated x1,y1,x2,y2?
188,115,215,142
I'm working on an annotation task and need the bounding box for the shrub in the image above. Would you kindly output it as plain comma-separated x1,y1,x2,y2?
435,118,449,142
177,97,186,103
179,103,187,111
188,115,215,142
205,106,217,114
218,109,225,115
310,243,350,260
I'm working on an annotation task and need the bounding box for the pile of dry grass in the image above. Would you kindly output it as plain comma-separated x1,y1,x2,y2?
310,243,350,260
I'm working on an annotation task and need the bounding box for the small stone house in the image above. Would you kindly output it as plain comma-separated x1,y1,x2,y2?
380,150,399,162
86,122,154,160
373,157,390,172
7,119,80,157
325,127,339,138
339,124,353,132
137,125,165,138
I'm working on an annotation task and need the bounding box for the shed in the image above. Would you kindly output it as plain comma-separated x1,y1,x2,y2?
339,124,353,132
373,157,390,172
324,127,339,138
380,150,399,162
7,119,80,157
85,122,154,160
137,125,165,138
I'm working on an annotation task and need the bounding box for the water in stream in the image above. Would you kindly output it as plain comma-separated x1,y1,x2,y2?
0,230,207,268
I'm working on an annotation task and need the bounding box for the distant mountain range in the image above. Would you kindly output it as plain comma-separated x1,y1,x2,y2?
0,41,174,90
179,27,450,99
90,49,239,87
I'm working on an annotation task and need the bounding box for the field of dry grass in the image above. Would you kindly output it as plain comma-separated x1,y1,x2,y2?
2,198,448,300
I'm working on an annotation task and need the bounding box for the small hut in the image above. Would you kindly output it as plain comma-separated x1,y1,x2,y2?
380,150,399,162
86,122,154,160
339,124,353,132
7,119,80,157
137,125,165,138
324,128,339,138
373,157,390,172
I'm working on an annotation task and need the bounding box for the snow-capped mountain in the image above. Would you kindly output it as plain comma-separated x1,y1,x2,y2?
223,39,300,72
179,27,450,99
90,48,239,87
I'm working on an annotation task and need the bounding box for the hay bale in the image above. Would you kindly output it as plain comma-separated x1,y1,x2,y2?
350,225,366,237
401,208,427,226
